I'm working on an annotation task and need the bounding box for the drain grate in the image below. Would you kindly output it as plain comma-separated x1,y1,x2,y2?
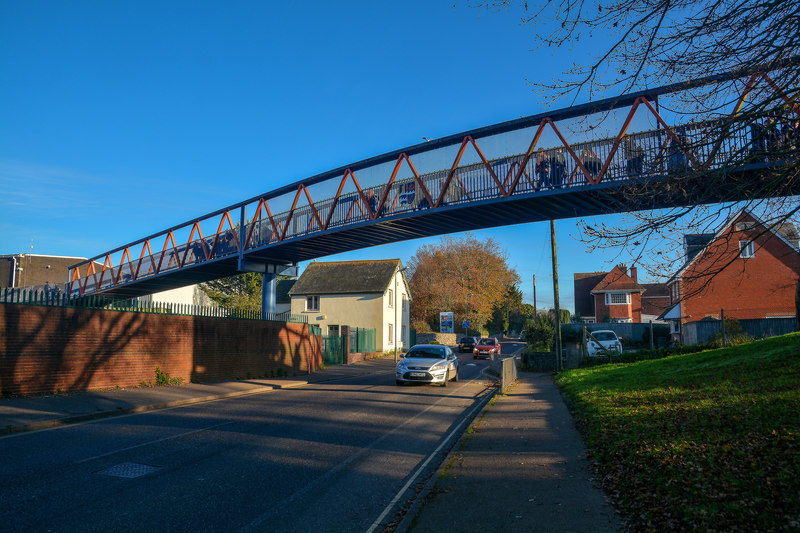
98,462,161,479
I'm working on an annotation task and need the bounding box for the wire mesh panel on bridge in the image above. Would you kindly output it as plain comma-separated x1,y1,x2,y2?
322,334,346,365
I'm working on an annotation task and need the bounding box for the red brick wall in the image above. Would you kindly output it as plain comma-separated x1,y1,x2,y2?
593,293,642,322
681,220,800,322
0,304,322,396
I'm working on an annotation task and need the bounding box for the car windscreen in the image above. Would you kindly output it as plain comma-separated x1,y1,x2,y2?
593,332,616,341
479,338,495,345
459,338,473,343
405,348,446,358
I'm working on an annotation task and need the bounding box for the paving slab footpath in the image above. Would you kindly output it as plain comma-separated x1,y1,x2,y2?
397,371,624,533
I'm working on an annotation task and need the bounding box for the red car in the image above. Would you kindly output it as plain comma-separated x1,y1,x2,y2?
473,337,501,359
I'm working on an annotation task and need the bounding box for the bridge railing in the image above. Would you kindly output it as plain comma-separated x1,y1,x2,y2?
69,109,794,298
241,116,760,247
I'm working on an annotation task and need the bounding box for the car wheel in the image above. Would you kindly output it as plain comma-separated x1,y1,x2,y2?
452,370,458,382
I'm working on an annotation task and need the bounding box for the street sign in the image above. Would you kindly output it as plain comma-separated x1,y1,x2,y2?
462,320,470,329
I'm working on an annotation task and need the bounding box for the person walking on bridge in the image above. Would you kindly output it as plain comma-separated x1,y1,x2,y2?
535,148,550,188
623,136,644,178
581,147,602,181
551,148,566,186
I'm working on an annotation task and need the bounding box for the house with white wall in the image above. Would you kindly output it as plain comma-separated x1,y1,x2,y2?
288,259,411,352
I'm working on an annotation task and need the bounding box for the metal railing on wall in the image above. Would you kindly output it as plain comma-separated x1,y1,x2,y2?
0,287,307,324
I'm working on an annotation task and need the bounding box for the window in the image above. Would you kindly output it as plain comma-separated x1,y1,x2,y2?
401,325,407,347
402,294,408,311
328,325,339,336
388,323,393,344
739,240,755,258
387,289,393,308
670,320,681,334
671,283,679,302
605,293,630,305
305,295,320,311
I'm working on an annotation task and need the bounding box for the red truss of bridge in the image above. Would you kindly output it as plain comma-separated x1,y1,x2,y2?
68,64,799,299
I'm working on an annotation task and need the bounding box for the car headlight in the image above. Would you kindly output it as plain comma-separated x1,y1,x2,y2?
430,361,447,372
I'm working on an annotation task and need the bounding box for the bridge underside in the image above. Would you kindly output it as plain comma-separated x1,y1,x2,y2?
90,167,795,301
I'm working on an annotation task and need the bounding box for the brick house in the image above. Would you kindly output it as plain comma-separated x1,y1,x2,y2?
573,264,656,323
661,210,800,342
289,259,410,351
640,283,671,323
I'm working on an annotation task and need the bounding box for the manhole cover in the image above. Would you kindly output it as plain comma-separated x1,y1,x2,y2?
98,462,161,479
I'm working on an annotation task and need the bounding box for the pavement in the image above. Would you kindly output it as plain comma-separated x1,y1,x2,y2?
0,356,624,532
396,370,624,533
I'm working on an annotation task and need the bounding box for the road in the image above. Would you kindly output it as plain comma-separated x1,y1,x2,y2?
0,344,522,532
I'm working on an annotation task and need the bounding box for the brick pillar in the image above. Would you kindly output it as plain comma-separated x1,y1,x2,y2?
341,325,351,355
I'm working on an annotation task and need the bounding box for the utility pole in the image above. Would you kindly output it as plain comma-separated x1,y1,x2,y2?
533,274,537,315
550,220,563,372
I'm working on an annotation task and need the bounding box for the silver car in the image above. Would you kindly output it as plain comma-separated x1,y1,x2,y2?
396,344,459,387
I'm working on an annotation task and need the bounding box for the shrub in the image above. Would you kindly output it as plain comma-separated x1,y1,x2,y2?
154,366,183,386
708,318,751,347
560,325,583,344
524,314,555,352
413,320,432,333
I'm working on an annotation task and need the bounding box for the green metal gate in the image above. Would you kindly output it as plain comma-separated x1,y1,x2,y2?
322,334,346,365
349,328,376,354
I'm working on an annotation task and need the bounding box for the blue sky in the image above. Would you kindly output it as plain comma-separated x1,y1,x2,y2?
1,1,664,312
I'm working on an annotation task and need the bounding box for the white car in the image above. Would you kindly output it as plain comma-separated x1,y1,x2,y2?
396,344,459,387
587,330,623,357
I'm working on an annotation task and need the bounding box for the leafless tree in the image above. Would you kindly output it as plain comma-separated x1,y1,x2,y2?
468,0,800,322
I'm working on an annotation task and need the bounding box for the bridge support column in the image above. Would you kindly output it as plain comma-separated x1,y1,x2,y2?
238,259,298,320
262,273,276,319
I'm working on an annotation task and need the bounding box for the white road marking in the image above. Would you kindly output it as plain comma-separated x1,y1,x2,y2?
364,378,492,533
75,421,234,463
241,377,488,533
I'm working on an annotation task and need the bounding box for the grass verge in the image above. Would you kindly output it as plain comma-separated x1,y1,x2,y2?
555,332,800,532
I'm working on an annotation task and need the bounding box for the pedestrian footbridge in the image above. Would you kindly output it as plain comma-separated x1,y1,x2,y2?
67,60,800,305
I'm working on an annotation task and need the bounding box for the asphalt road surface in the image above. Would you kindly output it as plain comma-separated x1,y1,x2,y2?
0,347,522,533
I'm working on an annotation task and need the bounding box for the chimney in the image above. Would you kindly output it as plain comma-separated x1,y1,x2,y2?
630,265,638,283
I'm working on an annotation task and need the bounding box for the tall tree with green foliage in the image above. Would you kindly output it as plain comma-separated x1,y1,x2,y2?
200,272,262,313
488,285,534,333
